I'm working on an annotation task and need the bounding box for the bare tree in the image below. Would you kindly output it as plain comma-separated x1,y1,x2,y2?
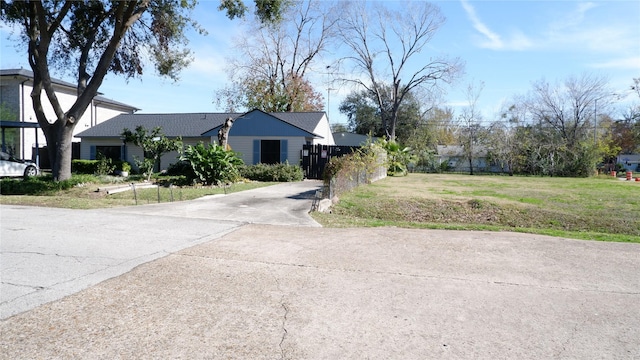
217,0,338,112
526,74,611,149
458,81,484,175
337,1,462,141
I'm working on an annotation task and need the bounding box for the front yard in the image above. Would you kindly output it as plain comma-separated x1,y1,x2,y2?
312,173,640,243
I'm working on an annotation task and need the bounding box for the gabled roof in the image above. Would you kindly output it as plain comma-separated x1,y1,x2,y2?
76,110,327,138
0,68,139,111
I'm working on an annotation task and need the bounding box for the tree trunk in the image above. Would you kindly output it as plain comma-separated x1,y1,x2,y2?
42,118,76,181
217,117,234,149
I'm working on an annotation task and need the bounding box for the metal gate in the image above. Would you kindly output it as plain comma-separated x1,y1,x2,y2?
301,144,358,179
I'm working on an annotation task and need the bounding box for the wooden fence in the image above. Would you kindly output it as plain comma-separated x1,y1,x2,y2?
301,144,358,179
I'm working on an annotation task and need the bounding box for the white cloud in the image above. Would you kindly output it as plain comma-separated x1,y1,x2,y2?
588,57,640,70
460,0,532,51
548,2,597,31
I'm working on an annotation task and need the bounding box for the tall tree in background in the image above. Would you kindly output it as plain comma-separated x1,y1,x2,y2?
521,74,612,176
458,81,484,175
1,0,284,181
526,74,611,149
485,104,525,175
337,1,462,141
216,0,337,112
339,86,424,144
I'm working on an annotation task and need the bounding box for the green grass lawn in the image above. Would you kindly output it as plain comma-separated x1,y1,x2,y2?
0,179,276,209
311,173,640,243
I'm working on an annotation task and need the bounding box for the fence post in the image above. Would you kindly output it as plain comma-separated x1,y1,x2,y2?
131,183,138,205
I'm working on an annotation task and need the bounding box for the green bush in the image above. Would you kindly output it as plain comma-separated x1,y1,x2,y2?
95,153,116,175
181,142,244,185
239,162,304,182
72,157,118,175
72,160,99,174
166,160,196,178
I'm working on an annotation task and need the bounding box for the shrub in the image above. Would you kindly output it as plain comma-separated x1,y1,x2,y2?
71,157,117,175
240,162,304,182
181,142,244,185
95,153,116,175
72,160,99,174
323,142,386,198
166,160,196,178
380,140,416,176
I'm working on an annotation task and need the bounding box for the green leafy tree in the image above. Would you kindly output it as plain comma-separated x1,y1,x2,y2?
121,126,182,181
339,86,425,144
1,0,284,181
181,142,244,185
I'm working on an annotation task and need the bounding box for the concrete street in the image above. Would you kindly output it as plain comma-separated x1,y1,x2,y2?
1,180,322,319
1,180,639,359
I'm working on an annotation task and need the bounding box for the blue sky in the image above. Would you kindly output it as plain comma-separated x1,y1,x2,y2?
1,0,639,126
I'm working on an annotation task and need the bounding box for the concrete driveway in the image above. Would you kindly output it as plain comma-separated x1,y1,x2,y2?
1,180,640,359
0,180,322,319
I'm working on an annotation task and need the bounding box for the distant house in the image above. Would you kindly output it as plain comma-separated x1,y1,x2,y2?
332,131,380,147
0,68,138,167
617,154,640,172
436,145,503,173
76,109,335,170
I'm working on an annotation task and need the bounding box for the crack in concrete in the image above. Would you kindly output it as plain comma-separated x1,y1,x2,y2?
0,251,120,263
273,276,289,360
279,302,289,360
179,254,640,296
554,312,586,357
0,282,46,291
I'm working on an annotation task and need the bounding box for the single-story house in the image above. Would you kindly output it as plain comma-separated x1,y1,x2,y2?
436,145,503,173
76,109,335,170
617,154,640,172
332,131,380,147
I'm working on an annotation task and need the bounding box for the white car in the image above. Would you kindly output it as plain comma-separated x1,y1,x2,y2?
0,151,39,178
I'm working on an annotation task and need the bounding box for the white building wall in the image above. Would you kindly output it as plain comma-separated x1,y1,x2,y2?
312,114,335,145
1,76,134,162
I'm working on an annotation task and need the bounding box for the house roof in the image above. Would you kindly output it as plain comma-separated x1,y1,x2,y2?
437,145,488,157
0,68,139,111
333,132,378,146
76,110,327,138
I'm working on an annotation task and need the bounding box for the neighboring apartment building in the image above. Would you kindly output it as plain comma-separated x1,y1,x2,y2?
0,69,138,167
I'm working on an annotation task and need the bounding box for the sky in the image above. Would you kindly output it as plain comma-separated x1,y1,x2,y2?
1,0,639,126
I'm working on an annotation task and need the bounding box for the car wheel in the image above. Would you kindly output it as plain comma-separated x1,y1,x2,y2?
24,166,37,178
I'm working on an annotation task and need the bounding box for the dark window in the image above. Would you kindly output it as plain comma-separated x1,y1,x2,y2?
95,146,121,161
260,140,280,164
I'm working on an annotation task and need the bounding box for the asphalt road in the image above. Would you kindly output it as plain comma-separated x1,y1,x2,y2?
1,180,639,359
